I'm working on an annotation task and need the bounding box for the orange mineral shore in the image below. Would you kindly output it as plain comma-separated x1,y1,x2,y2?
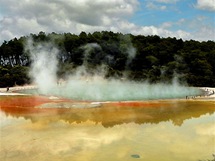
1,94,215,128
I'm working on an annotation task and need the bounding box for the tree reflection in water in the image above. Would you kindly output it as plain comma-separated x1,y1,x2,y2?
0,95,215,127
0,95,215,161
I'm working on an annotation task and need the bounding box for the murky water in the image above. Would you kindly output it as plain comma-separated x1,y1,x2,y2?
0,95,215,161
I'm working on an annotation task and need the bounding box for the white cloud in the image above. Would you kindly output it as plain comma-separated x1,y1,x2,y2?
155,0,179,3
160,22,173,29
0,0,139,43
174,16,215,41
0,0,214,43
146,2,167,10
192,26,215,41
165,16,215,41
113,21,191,40
0,30,14,42
195,0,215,11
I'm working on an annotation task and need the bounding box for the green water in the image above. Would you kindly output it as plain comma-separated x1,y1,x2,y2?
18,82,202,101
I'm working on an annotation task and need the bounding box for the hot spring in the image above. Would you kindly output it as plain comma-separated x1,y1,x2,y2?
1,93,215,161
23,39,202,102
22,78,201,101
1,40,214,161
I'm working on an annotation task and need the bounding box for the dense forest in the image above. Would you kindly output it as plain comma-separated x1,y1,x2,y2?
0,31,215,87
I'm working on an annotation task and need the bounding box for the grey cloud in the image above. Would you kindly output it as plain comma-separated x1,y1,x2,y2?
0,0,214,43
0,0,139,43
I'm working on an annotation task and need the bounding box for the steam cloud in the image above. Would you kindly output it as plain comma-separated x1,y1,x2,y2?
25,38,201,101
25,39,59,94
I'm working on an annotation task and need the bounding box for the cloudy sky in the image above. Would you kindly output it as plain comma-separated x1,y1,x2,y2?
0,0,214,44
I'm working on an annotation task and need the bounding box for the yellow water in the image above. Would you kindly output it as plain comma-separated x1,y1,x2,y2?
0,96,215,161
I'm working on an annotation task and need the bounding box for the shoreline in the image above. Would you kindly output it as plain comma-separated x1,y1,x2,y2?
0,85,214,100
0,85,37,95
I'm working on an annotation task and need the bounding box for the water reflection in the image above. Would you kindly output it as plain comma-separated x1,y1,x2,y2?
0,95,215,127
1,95,215,161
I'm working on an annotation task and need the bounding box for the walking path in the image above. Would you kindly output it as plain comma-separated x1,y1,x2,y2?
0,85,215,100
200,87,215,97
0,85,36,95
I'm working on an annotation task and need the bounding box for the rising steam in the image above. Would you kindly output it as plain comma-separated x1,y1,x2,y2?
25,39,59,94
25,38,201,101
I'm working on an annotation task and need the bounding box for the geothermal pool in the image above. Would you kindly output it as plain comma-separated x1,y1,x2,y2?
0,94,215,161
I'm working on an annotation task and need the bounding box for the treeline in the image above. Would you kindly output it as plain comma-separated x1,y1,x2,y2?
0,31,215,87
